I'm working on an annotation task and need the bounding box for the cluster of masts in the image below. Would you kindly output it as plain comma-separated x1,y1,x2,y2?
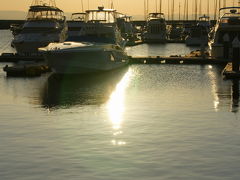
31,0,240,21
144,0,240,21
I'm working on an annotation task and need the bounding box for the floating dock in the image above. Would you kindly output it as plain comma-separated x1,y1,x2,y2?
0,53,44,63
129,56,229,65
3,63,50,77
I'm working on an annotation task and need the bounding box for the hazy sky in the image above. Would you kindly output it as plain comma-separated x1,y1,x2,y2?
0,0,238,16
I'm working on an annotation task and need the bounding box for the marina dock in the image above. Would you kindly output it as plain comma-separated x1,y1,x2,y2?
129,56,229,65
0,53,229,65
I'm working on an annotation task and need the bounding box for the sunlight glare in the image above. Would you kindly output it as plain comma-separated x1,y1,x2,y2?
107,68,133,130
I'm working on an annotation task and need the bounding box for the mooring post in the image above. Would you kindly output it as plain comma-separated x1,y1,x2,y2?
223,33,230,59
200,40,206,59
232,36,240,72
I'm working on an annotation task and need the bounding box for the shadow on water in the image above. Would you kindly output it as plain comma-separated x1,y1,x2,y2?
41,67,129,109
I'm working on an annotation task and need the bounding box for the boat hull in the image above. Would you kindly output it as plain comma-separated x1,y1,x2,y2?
44,48,129,74
185,36,208,46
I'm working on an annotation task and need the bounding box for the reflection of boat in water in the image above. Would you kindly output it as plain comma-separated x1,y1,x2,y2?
209,7,240,58
11,0,67,55
40,6,128,74
42,67,129,108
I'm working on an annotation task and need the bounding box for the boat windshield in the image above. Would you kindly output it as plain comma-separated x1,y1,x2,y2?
86,8,116,23
148,13,165,19
27,5,65,21
71,13,86,21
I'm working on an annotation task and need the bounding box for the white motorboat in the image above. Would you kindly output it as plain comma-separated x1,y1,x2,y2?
142,13,167,43
209,7,240,58
185,15,210,46
11,1,67,55
40,7,128,74
67,13,86,41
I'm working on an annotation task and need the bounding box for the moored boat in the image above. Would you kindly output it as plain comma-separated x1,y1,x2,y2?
209,7,240,58
11,0,68,55
142,13,167,43
40,7,128,74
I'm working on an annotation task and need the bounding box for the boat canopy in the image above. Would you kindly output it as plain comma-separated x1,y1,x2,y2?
27,5,65,21
86,7,117,23
218,7,240,25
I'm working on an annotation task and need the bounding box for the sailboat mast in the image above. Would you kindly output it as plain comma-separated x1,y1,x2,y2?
172,0,175,21
81,0,84,12
168,0,170,20
199,0,202,16
156,0,158,12
195,0,198,21
159,0,162,13
214,0,218,20
207,0,209,17
218,0,221,18
179,2,181,21
147,0,149,16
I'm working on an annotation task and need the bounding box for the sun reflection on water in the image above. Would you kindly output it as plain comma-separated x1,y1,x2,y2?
107,68,133,145
208,68,220,111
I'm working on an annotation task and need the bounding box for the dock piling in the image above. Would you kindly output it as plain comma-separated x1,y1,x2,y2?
232,37,240,72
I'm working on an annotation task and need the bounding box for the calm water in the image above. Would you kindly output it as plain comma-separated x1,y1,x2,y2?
1,30,240,180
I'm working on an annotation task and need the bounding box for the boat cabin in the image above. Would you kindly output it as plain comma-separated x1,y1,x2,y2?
71,13,86,22
86,7,117,23
27,5,65,21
